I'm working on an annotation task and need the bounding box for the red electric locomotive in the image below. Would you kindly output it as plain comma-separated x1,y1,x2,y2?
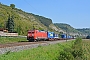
27,30,47,42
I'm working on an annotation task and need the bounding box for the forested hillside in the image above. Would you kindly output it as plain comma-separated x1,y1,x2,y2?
76,28,90,35
54,23,83,36
0,3,62,35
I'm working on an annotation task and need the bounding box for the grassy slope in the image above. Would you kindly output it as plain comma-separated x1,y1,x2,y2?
0,41,74,60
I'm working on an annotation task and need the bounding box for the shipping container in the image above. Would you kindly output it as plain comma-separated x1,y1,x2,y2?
61,34,72,39
47,32,54,39
68,36,73,39
61,34,66,39
53,33,59,38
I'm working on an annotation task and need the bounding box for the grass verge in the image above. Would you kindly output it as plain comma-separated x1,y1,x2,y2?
0,41,74,60
0,36,27,44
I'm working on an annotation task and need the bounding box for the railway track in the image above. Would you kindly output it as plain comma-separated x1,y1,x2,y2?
0,39,72,48
0,39,74,55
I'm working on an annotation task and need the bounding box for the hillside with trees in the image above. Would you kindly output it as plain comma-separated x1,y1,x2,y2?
0,3,62,35
76,28,90,35
54,23,83,36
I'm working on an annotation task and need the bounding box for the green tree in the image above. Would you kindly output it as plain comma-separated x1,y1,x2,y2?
6,15,14,32
17,25,21,35
10,4,15,9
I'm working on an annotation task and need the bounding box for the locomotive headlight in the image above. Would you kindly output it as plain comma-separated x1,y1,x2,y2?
32,34,34,36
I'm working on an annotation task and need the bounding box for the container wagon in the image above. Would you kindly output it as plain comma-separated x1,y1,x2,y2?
54,34,58,38
47,32,54,40
47,32,59,40
27,30,47,42
53,33,59,40
61,34,73,40
61,34,67,39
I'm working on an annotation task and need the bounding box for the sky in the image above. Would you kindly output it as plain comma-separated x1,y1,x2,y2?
0,0,90,28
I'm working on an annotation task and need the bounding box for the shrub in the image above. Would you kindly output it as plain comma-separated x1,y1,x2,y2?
72,48,83,58
74,38,82,45
72,38,84,59
58,51,74,60
58,38,85,60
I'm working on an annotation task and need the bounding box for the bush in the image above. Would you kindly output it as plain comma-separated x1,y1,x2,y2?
58,51,74,60
72,48,83,58
74,38,82,45
58,38,85,60
72,38,84,59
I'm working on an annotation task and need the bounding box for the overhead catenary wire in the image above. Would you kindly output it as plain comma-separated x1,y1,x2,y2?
7,0,40,14
23,0,40,14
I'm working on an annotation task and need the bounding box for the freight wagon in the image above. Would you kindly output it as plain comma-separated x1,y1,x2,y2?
61,34,73,39
61,34,66,39
47,32,59,40
27,30,47,42
54,34,59,38
47,32,54,40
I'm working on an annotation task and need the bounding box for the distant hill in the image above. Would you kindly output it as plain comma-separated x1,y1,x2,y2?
76,28,90,35
0,3,63,35
54,23,83,36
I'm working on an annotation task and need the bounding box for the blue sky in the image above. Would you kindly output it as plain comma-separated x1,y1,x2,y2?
0,0,90,28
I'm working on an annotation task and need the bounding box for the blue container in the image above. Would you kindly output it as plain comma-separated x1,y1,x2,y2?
54,34,59,38
68,36,71,39
68,36,72,39
47,32,54,38
61,34,66,38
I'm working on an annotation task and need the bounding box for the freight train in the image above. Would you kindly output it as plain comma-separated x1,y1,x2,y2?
27,30,73,42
